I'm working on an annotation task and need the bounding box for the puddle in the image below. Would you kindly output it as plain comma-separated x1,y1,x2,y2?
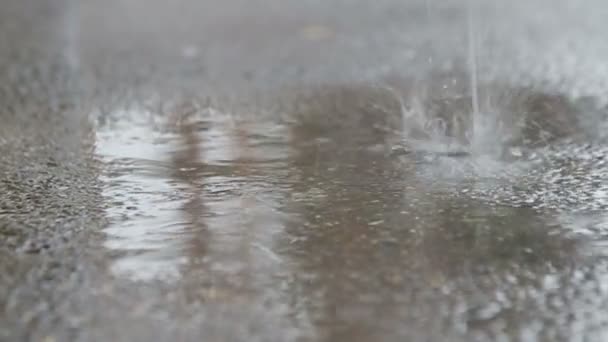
94,89,608,340
96,96,608,279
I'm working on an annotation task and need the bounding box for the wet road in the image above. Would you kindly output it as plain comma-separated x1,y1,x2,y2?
3,0,608,341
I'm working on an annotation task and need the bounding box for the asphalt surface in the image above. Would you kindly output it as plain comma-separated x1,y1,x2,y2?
3,0,608,341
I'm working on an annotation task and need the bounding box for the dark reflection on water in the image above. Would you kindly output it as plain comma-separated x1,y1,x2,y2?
167,102,209,268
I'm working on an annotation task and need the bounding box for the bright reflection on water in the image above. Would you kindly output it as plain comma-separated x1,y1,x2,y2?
97,108,292,282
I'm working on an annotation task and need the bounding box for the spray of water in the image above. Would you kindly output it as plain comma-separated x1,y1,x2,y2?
398,0,502,157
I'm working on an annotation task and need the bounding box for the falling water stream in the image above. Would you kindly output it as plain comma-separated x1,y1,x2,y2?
467,0,481,145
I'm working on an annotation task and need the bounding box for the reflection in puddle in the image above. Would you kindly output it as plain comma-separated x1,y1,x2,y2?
97,107,293,282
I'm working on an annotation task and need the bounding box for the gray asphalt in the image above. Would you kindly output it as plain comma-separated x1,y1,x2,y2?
3,0,608,341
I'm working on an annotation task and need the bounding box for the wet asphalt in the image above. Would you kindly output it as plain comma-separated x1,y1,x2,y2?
3,0,608,341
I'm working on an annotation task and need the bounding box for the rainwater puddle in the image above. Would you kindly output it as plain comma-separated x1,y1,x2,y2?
94,97,608,340
95,103,608,282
